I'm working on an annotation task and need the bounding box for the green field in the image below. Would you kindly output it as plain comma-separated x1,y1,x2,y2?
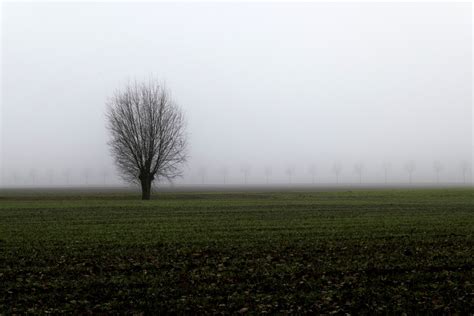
1,188,473,313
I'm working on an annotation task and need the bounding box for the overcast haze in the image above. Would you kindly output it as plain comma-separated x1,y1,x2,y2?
1,2,472,187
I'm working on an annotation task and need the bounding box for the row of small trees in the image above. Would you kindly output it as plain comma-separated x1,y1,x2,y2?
3,161,472,186
5,168,113,186
196,160,473,185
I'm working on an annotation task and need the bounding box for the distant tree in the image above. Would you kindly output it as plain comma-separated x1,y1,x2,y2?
332,162,342,184
308,164,317,184
198,167,207,185
101,168,110,186
264,166,272,184
433,161,444,184
460,161,471,184
285,166,295,184
382,162,391,184
28,168,37,186
46,168,54,185
353,162,364,185
240,164,251,185
219,166,229,185
106,80,187,200
9,170,20,185
82,168,92,185
62,168,71,185
404,161,416,184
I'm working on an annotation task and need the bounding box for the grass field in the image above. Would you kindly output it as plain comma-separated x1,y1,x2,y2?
1,188,473,313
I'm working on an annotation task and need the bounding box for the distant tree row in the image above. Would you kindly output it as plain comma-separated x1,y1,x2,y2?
193,160,473,185
3,160,472,187
3,168,114,186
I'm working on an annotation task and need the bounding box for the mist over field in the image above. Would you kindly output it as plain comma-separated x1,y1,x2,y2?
1,2,472,187
1,3,474,314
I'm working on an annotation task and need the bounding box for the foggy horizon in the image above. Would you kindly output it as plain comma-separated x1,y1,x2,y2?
1,2,473,188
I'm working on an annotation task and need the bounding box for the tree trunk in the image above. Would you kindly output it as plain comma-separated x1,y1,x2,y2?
140,173,153,200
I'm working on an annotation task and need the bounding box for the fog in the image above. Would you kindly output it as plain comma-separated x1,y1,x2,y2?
1,2,472,187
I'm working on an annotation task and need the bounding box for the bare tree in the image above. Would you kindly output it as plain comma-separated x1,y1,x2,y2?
198,167,207,185
82,168,92,185
62,168,71,186
460,161,471,184
107,80,187,200
46,168,54,185
404,161,416,184
332,162,342,184
264,166,272,184
101,168,110,186
353,162,364,185
382,162,391,184
219,166,229,185
308,164,317,184
285,166,295,184
433,161,443,184
28,168,37,186
240,164,251,185
9,170,20,186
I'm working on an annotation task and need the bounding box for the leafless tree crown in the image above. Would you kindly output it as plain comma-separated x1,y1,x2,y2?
264,166,272,176
433,161,444,172
404,161,416,174
332,162,342,175
353,162,364,174
106,81,187,185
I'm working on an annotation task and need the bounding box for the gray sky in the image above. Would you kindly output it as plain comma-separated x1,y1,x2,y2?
1,2,472,186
